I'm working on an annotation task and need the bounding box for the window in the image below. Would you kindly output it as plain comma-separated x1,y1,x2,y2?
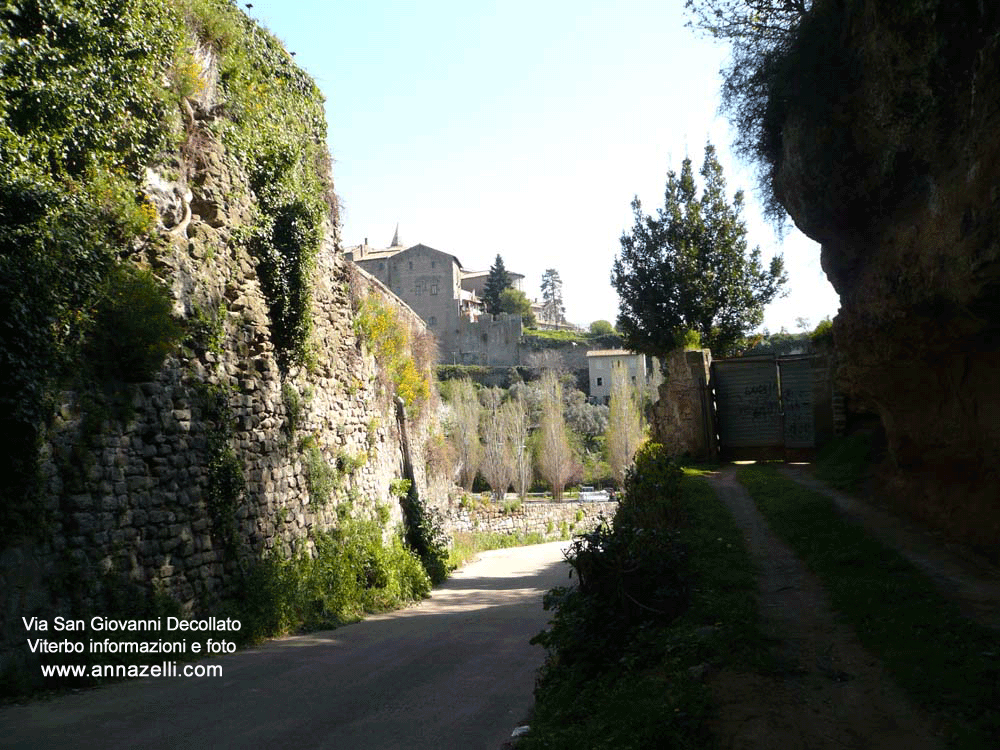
408,261,413,270
429,316,437,326
379,261,385,270
431,261,436,268
632,376,637,384
596,377,603,387
430,283,438,295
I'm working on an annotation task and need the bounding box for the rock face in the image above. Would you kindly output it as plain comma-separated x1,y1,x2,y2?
773,1,1000,554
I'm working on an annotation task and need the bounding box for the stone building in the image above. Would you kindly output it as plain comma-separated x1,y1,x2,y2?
345,227,526,364
586,349,649,403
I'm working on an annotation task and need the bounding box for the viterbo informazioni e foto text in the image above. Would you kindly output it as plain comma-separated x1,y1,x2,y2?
21,616,242,679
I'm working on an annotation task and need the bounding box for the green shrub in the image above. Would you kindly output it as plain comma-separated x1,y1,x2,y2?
522,476,759,749
389,478,411,498
234,521,431,643
532,522,689,679
186,301,227,355
531,440,689,682
615,442,684,531
810,317,834,343
90,265,184,382
300,436,338,509
674,327,702,351
354,296,432,416
281,382,305,435
500,498,522,514
336,451,367,476
400,480,450,584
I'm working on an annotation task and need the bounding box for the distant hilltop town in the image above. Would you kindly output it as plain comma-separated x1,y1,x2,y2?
345,227,572,366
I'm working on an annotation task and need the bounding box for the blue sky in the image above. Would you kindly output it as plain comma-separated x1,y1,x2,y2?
242,0,840,332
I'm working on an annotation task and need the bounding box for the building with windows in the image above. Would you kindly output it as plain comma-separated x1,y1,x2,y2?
345,228,525,363
586,349,648,404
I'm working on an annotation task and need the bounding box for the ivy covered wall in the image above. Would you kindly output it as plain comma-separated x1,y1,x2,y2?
0,0,452,692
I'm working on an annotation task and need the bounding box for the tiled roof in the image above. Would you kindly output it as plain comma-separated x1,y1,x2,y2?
586,349,638,357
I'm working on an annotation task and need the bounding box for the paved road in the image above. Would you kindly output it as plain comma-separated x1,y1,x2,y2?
0,542,571,750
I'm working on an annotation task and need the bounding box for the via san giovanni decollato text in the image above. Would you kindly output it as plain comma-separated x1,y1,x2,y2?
21,616,242,633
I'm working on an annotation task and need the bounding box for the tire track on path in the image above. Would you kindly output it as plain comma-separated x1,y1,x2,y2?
777,464,1000,631
705,466,941,750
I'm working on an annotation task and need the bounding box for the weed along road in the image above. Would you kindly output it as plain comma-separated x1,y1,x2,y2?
0,541,571,750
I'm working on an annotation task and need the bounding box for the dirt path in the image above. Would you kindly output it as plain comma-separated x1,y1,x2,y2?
0,542,570,750
705,467,942,750
777,464,1000,630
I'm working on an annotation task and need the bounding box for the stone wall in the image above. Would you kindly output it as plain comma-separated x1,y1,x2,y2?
0,130,446,676
651,349,716,460
455,313,523,366
441,499,618,540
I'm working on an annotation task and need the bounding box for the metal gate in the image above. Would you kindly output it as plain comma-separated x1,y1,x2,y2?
711,355,816,460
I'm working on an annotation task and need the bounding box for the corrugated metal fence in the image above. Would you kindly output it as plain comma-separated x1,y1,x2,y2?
711,355,817,460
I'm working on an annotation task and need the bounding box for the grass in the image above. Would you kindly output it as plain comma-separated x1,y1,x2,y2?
521,329,588,342
812,431,875,492
447,530,552,569
738,465,1000,748
519,474,766,749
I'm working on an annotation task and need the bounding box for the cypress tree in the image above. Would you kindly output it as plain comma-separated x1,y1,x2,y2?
611,143,787,356
483,254,511,316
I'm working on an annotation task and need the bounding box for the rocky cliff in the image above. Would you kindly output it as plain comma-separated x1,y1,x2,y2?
0,0,452,684
769,1,1000,553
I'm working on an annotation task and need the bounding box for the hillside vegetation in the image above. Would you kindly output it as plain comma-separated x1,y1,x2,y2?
0,0,332,533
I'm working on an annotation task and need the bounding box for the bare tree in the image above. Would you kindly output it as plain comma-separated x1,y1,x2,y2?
524,349,565,376
607,361,646,486
505,392,532,500
450,378,481,491
480,388,516,502
536,371,575,500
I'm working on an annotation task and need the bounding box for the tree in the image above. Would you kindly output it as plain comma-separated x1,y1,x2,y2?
606,362,646,486
483,254,512,316
536,371,575,500
611,143,787,357
684,2,813,223
499,287,536,328
589,320,615,335
449,379,481,491
540,269,566,325
480,388,517,502
505,392,532,500
685,1,809,47
564,388,609,450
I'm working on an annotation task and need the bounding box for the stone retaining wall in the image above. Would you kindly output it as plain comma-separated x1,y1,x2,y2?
442,500,618,540
0,134,446,675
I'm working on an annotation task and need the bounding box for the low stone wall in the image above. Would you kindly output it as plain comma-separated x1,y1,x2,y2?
442,500,618,540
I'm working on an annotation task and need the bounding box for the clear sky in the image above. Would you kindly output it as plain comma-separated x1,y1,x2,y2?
242,0,840,333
